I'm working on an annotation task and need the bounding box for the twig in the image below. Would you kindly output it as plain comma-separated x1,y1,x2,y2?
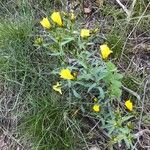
134,129,150,138
116,0,137,20
130,0,137,15
88,120,100,134
137,129,150,149
127,0,137,20
137,80,150,148
1,127,24,148
120,2,150,59
115,0,130,16
138,80,148,130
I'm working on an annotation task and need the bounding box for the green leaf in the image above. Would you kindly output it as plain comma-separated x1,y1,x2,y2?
46,52,62,56
111,80,122,88
88,83,97,92
103,61,123,98
98,87,105,98
60,37,74,46
72,89,81,98
111,85,122,98
114,73,123,80
122,115,133,122
106,61,116,71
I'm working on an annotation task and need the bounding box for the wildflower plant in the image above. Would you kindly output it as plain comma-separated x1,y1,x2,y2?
26,10,135,149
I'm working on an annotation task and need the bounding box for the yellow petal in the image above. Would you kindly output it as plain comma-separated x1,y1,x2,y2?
93,28,99,33
72,71,78,78
62,10,75,20
52,82,62,94
40,17,51,29
34,37,43,45
80,29,90,38
93,97,98,102
60,69,75,80
100,44,113,59
125,99,133,111
62,11,67,16
70,12,76,20
51,12,63,26
93,104,100,112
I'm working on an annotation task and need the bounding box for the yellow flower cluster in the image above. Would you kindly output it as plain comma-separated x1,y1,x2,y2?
92,97,100,112
41,11,124,113
40,12,113,59
52,69,76,94
40,12,63,29
92,98,134,113
40,11,76,29
80,29,113,59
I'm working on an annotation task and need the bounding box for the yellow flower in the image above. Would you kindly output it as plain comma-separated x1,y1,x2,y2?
80,29,90,38
52,82,62,94
93,97,98,102
62,11,75,20
72,71,78,78
125,99,133,111
60,68,75,80
51,12,63,26
93,28,99,33
100,44,113,59
93,104,100,112
70,12,76,20
34,37,43,45
40,17,51,29
62,11,67,16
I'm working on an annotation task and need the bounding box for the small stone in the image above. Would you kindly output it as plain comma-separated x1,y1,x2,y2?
89,146,101,150
84,8,92,14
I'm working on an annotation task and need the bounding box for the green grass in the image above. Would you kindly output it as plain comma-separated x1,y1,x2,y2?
21,93,76,150
0,2,84,149
0,0,150,150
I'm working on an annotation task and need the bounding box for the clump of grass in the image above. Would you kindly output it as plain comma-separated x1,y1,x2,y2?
106,33,125,58
0,3,79,149
21,93,76,150
0,16,34,91
122,76,140,91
